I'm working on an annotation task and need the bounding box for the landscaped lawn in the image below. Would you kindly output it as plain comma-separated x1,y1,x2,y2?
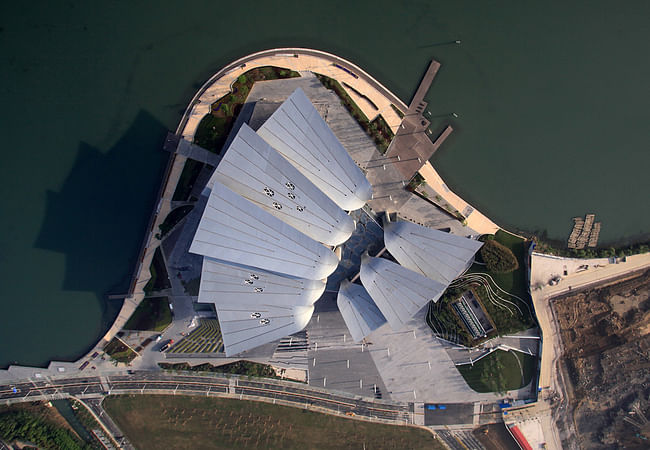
172,159,204,202
103,337,137,364
457,349,536,393
124,297,172,332
104,395,443,450
159,205,194,237
143,247,171,294
488,230,530,302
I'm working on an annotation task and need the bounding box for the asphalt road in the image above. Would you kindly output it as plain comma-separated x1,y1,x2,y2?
0,371,410,424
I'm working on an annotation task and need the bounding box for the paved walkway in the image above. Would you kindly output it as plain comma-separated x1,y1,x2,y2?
178,48,409,141
418,162,500,235
175,139,222,166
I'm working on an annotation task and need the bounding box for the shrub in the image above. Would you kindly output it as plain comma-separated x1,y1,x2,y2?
237,74,247,84
480,239,519,273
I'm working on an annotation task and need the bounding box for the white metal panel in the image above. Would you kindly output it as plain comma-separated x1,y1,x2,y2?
198,257,326,307
360,255,446,331
189,181,339,280
257,88,372,211
214,123,355,246
337,280,386,342
215,303,314,356
383,219,483,285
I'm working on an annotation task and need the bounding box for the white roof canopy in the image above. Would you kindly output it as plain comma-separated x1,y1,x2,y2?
383,218,483,286
198,257,325,307
360,254,446,331
257,88,372,211
189,182,339,280
337,280,386,342
213,123,355,246
215,303,314,356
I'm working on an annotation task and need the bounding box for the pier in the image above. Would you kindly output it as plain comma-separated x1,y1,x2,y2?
383,60,451,183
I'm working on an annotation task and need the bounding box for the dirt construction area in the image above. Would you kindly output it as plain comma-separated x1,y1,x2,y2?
552,269,650,449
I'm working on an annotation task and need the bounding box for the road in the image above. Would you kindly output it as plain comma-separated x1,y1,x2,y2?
0,371,411,425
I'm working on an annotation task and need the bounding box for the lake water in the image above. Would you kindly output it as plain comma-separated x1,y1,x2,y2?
1,1,648,367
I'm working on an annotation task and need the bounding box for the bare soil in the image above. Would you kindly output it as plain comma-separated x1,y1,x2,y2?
552,269,650,449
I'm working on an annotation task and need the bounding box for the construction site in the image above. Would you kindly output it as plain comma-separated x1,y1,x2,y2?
552,268,650,448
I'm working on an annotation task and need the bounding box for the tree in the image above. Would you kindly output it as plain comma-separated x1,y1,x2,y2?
480,239,519,273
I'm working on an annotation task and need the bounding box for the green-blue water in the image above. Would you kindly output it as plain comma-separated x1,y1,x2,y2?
1,1,649,367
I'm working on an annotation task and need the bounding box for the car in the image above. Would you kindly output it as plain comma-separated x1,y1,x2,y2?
155,335,163,342
259,318,270,325
159,339,174,352
250,312,261,319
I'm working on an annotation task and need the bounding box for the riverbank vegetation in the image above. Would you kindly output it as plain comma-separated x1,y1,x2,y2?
103,394,442,450
316,74,394,153
194,66,300,154
457,349,536,393
124,297,172,332
0,406,88,449
531,234,649,259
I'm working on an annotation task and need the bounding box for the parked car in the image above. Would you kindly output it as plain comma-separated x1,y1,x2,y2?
159,339,174,352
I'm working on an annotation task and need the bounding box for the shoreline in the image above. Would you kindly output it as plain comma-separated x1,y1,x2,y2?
1,47,646,380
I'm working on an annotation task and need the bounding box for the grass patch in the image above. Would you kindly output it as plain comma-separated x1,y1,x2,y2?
194,66,300,154
457,349,535,393
124,297,172,332
104,337,137,364
316,74,394,154
143,247,170,295
0,405,86,449
158,205,193,237
172,159,205,202
194,115,229,154
104,394,443,450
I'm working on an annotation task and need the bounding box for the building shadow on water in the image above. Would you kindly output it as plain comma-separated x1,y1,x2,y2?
34,110,169,330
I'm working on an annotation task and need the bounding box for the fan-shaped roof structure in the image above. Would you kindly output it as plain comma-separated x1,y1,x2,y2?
189,182,339,280
256,88,372,211
336,280,386,342
360,254,446,331
215,303,314,356
213,123,355,246
383,218,483,285
198,257,326,307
